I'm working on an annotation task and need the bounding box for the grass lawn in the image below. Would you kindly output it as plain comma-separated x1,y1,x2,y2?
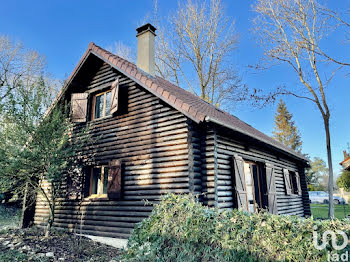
310,203,350,219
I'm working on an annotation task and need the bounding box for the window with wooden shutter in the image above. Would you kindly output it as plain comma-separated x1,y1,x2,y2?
266,163,278,214
232,155,248,211
71,93,88,122
110,78,119,115
90,167,109,196
91,90,111,120
283,168,292,195
107,159,122,199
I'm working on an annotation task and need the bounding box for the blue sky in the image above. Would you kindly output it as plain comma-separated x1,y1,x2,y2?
1,0,349,176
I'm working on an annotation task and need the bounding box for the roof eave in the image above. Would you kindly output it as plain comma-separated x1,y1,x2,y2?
205,116,309,163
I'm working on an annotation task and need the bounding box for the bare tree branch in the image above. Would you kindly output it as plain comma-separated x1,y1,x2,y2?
154,0,245,108
252,0,349,219
0,36,45,104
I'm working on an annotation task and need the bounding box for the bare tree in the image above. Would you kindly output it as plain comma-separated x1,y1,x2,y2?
107,41,136,63
155,0,245,108
252,0,350,218
0,36,45,103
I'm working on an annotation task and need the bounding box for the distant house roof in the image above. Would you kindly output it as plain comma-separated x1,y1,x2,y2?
340,157,350,171
46,42,308,162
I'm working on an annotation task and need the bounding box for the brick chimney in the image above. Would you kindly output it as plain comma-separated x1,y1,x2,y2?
136,23,156,76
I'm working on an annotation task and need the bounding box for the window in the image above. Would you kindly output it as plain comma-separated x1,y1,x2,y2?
90,166,109,197
289,171,299,195
242,161,268,212
92,90,111,120
283,169,302,195
84,160,122,199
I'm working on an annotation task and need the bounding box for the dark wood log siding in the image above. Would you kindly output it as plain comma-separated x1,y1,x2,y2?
214,126,310,216
34,62,194,238
200,129,217,207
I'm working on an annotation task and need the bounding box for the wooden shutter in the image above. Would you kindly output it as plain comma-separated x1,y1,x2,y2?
232,155,248,211
108,159,122,199
110,79,119,115
283,168,292,195
266,163,278,214
83,167,91,198
295,172,302,196
66,174,73,194
71,93,88,122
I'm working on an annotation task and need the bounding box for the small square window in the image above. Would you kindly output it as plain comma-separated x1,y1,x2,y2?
92,90,111,120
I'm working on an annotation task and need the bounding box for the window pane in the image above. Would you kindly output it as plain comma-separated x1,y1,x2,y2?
95,94,104,119
103,167,109,194
105,91,111,116
91,168,101,195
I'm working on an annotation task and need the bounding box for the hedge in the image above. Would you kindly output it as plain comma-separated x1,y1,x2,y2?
123,194,350,261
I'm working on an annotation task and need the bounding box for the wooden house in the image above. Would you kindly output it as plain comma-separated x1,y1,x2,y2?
33,24,311,239
340,151,350,171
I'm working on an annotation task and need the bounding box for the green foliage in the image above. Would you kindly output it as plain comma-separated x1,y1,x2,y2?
273,99,302,152
124,194,350,262
0,77,55,196
306,157,329,191
337,170,350,191
0,70,89,235
0,249,29,262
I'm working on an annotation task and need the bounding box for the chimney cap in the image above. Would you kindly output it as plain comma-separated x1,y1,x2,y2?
136,23,157,35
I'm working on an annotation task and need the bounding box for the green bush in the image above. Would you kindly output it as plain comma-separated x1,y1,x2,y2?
123,194,350,262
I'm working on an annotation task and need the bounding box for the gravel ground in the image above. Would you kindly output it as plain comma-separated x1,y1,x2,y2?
0,227,123,262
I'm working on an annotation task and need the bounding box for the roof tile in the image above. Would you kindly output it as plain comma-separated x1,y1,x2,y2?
135,72,142,80
162,90,170,99
120,62,126,71
116,60,123,68
188,107,199,119
175,99,183,108
125,67,133,75
140,75,148,85
150,83,158,90
181,102,191,112
129,68,137,77
156,86,164,95
168,94,177,104
145,79,153,88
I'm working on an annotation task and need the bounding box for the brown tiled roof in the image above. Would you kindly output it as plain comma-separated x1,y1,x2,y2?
340,157,350,170
46,42,307,161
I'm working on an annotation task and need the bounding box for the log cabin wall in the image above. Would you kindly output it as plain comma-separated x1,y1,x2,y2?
34,61,195,238
214,125,310,216
33,56,310,238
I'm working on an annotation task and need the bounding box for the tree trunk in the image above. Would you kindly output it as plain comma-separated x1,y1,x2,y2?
45,199,55,238
45,219,52,238
324,116,334,219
